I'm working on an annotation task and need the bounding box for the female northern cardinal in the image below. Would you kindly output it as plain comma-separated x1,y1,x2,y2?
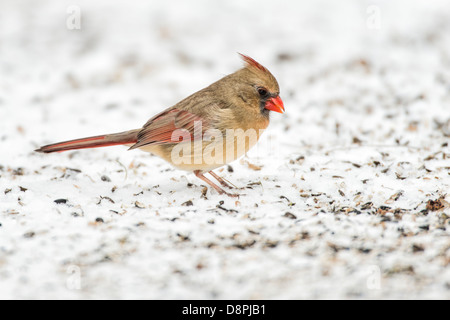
36,54,284,196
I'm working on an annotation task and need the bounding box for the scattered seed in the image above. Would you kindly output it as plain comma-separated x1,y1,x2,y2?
216,204,238,213
241,159,262,171
134,201,146,209
201,187,208,198
385,191,404,204
300,193,310,198
283,212,297,219
280,195,296,206
352,136,363,144
101,175,111,182
182,200,194,206
328,242,349,253
247,181,262,189
361,202,373,210
426,198,447,211
395,172,407,180
18,197,25,206
233,240,256,250
177,233,190,241
13,168,24,176
97,196,115,205
24,232,35,238
264,240,279,248
412,244,425,253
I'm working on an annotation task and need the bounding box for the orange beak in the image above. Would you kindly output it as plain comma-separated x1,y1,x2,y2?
265,96,285,113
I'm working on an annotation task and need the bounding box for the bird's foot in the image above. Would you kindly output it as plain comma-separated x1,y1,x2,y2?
208,171,236,189
195,170,240,198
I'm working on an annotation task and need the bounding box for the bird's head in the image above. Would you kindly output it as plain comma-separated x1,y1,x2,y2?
232,53,284,117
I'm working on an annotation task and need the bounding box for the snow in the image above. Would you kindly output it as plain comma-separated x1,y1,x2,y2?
0,0,449,299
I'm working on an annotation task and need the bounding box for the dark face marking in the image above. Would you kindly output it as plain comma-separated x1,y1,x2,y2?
256,86,277,117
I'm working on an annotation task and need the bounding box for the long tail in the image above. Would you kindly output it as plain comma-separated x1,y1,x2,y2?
35,129,140,153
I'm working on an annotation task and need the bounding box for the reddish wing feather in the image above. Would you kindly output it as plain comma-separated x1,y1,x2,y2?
130,109,209,149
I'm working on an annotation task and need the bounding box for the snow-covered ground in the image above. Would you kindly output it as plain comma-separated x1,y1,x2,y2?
0,0,449,299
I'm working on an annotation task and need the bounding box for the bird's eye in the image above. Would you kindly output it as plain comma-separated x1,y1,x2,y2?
258,87,268,97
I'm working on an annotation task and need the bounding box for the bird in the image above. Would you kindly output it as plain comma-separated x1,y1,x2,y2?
35,54,284,197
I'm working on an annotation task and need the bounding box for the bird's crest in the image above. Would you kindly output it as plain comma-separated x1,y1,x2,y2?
238,53,268,73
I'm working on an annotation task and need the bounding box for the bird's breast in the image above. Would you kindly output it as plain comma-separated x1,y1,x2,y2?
140,126,266,172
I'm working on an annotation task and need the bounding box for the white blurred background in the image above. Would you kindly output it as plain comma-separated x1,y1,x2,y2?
0,0,449,300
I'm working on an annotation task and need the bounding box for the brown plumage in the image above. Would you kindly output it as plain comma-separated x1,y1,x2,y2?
36,54,284,197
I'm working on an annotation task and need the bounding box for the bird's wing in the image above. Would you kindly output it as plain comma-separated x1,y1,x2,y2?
129,108,212,150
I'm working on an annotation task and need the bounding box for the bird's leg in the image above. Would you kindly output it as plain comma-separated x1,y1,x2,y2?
194,170,238,197
208,171,236,189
